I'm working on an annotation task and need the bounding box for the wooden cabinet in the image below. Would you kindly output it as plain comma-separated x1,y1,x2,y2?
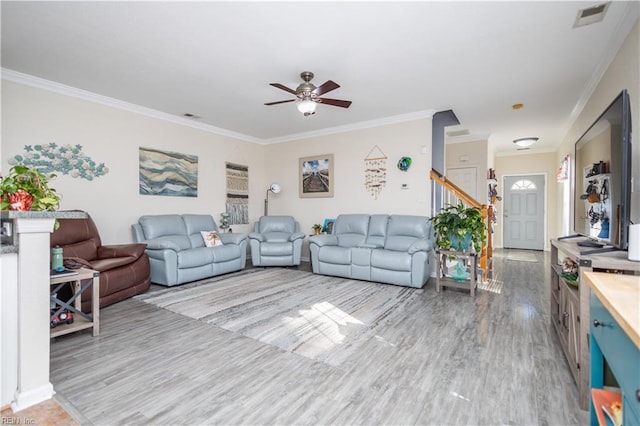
550,238,640,410
585,272,640,426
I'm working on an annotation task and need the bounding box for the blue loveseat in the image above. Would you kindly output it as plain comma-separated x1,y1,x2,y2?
309,214,434,288
132,214,247,286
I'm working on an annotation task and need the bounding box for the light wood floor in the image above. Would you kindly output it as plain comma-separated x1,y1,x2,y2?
45,249,588,425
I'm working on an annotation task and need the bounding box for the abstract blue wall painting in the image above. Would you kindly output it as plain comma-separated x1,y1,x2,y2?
139,147,198,197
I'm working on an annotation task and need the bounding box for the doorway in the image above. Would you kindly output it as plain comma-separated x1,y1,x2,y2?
503,174,545,250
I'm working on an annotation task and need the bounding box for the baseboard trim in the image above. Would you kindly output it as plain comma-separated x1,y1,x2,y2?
11,383,55,412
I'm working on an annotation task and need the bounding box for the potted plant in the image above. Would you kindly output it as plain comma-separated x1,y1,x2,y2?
1,165,61,211
432,201,486,253
312,224,322,235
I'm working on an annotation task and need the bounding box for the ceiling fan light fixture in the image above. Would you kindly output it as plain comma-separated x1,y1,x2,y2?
297,99,316,116
513,137,539,148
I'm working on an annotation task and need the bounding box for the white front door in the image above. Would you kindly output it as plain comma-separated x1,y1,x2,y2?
503,175,545,250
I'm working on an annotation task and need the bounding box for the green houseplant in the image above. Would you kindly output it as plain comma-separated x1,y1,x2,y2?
312,224,322,235
432,201,486,253
0,165,61,211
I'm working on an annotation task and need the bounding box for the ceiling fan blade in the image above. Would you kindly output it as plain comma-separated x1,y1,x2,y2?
313,80,340,96
264,99,296,106
269,83,297,95
317,98,352,108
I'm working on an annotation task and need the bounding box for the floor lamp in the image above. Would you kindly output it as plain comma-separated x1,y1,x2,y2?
264,182,281,216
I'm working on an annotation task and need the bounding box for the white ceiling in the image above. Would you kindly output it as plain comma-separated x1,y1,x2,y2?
2,1,638,153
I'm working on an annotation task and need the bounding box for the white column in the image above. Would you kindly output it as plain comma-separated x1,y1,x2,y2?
11,218,56,412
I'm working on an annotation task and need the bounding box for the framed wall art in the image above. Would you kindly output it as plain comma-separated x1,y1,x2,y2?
322,218,336,235
299,153,334,198
139,147,198,197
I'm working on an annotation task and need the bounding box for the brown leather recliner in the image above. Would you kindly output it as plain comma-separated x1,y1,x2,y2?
50,211,151,311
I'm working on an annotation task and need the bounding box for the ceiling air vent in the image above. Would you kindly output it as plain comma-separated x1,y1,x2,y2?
573,3,610,28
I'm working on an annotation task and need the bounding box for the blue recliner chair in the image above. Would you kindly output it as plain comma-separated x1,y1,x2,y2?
248,216,305,266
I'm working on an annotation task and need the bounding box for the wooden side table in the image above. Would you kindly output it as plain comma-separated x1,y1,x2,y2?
435,249,478,296
49,267,100,337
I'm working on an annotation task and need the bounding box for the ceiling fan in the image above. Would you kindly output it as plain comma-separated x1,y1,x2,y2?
265,71,352,116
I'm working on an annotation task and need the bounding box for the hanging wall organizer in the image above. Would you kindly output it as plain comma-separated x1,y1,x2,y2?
364,145,387,200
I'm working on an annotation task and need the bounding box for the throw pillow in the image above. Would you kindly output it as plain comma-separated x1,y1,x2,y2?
200,231,223,247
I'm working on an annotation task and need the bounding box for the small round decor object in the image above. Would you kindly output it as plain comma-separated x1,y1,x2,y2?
397,156,412,172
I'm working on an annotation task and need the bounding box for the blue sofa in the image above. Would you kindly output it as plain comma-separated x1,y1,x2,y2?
132,214,247,286
309,214,434,288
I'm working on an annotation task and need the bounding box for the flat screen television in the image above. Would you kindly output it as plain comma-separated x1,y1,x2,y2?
573,89,632,250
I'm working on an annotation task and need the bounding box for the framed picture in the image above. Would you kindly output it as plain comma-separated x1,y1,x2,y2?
322,218,336,235
299,154,334,198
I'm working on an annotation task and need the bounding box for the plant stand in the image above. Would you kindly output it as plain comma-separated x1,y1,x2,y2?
435,249,478,296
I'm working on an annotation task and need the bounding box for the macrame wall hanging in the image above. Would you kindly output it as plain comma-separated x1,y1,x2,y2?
364,145,387,200
225,162,249,225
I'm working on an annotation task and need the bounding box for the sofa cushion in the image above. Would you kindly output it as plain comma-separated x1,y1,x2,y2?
57,239,100,262
139,215,187,240
335,214,369,248
365,214,389,247
145,235,193,251
262,232,291,243
258,216,296,233
183,214,218,234
261,242,293,256
318,246,352,264
211,245,242,263
384,215,430,251
178,246,240,268
371,250,412,271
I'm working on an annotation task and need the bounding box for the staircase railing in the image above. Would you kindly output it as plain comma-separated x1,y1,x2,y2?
430,168,493,281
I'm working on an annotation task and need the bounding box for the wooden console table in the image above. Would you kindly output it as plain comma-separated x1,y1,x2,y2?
50,268,100,338
549,237,640,410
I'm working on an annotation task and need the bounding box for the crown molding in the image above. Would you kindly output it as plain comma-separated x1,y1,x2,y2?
262,110,436,144
1,68,263,144
2,68,436,145
494,146,557,157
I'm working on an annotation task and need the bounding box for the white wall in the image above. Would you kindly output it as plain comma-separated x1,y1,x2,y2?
265,119,433,255
555,21,640,238
494,151,558,250
1,80,433,250
1,81,267,243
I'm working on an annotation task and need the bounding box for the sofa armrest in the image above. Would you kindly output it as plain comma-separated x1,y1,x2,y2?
90,256,144,273
290,232,305,242
219,232,247,245
408,239,434,254
248,232,264,242
144,238,183,251
98,243,147,260
309,235,338,247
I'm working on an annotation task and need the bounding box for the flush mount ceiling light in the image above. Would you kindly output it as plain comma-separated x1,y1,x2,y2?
513,137,539,148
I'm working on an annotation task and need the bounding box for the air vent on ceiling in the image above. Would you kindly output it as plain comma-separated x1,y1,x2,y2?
446,129,470,137
573,3,610,28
